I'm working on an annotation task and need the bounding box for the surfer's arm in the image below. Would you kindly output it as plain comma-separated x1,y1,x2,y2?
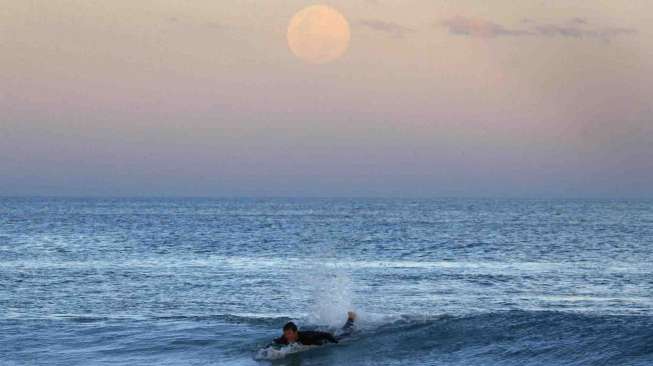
342,311,356,331
336,311,356,340
342,318,354,331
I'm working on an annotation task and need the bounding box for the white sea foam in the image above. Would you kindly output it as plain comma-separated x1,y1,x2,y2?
254,343,315,360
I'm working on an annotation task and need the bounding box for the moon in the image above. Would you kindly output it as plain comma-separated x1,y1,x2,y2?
287,5,351,64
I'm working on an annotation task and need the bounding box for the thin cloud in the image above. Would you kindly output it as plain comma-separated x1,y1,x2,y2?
358,19,415,38
441,16,530,38
569,17,588,25
440,16,636,41
534,23,636,41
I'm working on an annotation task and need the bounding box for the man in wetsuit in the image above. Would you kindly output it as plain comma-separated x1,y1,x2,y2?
273,311,356,346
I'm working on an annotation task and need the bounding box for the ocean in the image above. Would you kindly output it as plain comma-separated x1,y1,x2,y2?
1,197,652,365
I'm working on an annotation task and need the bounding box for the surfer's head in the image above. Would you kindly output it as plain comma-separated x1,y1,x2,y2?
282,322,299,343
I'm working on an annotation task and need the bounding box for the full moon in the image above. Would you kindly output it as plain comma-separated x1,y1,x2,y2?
286,5,351,64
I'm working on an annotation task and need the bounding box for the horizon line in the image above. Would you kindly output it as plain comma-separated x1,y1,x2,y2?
1,195,652,201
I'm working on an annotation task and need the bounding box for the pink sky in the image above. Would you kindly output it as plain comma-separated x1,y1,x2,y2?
1,1,652,197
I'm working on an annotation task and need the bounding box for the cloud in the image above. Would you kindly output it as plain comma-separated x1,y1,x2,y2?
441,16,530,38
534,24,636,40
358,19,415,38
569,17,588,25
440,16,636,41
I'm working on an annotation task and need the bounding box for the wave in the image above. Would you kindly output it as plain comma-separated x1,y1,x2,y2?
253,310,653,365
6,310,651,365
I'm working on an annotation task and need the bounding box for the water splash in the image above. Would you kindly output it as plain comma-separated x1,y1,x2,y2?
307,269,354,328
298,241,356,328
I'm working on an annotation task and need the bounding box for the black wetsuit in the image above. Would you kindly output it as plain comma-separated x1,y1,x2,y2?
273,318,355,346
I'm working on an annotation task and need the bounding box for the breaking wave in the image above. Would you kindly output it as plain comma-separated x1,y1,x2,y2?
252,310,653,365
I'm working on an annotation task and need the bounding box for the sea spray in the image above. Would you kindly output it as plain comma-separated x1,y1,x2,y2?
307,267,354,328
297,240,356,328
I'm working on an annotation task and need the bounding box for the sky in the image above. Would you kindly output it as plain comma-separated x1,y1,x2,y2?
1,0,652,197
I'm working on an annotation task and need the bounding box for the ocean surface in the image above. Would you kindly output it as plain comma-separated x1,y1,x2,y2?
1,197,652,365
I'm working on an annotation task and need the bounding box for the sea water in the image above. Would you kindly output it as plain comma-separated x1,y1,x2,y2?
1,197,652,365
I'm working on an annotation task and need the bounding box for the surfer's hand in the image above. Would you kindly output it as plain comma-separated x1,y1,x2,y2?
347,311,357,321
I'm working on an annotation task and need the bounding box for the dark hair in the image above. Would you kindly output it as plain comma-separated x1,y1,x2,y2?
283,321,298,332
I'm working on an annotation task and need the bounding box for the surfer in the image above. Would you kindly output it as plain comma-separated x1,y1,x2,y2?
272,311,357,346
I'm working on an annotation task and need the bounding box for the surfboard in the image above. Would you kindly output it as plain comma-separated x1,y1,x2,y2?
254,343,316,360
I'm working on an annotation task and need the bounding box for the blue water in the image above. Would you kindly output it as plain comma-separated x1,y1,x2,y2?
1,198,652,365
